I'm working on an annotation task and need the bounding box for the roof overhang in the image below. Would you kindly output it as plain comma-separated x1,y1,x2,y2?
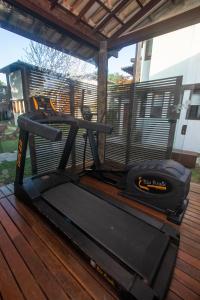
0,0,200,62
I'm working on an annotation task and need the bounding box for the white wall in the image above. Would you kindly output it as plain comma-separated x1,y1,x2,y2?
140,24,200,153
149,24,200,84
174,90,200,153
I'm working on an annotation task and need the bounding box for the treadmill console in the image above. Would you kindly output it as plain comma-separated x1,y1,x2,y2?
31,96,57,115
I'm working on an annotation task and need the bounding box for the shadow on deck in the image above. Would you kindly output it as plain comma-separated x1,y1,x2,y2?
0,177,199,300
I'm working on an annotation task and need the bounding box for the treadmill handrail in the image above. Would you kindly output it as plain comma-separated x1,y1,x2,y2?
37,116,112,134
77,119,112,134
18,114,62,141
18,112,112,138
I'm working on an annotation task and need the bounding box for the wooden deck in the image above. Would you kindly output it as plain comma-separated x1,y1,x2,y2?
0,178,199,300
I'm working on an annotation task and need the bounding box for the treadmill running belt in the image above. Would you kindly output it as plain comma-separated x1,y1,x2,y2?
43,182,169,283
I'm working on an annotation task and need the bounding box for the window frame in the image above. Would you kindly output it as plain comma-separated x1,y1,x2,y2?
186,89,200,120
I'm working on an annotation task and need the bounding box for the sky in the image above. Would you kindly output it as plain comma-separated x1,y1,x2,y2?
0,27,135,84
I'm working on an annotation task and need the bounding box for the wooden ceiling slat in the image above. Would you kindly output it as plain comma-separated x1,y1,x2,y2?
109,6,200,50
78,0,96,19
110,0,164,39
70,0,84,12
135,0,143,9
96,0,124,25
93,0,129,32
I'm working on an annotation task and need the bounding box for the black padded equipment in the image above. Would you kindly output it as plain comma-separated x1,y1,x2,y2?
121,159,191,224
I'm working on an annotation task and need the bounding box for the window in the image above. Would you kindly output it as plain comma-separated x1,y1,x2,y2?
145,39,153,60
150,93,164,118
187,90,200,120
139,92,147,118
9,70,23,100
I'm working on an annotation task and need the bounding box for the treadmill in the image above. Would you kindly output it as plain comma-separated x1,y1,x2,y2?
15,110,179,300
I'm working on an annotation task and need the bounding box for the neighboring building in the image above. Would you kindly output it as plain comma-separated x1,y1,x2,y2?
140,23,200,154
0,84,10,121
0,85,7,101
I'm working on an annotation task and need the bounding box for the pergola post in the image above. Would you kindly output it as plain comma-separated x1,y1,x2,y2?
133,42,142,83
97,40,108,163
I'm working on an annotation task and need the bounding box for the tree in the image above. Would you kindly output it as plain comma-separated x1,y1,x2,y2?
23,41,87,77
108,72,130,84
0,80,5,86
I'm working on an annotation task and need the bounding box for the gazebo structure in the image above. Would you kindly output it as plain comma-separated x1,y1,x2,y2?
0,2,200,300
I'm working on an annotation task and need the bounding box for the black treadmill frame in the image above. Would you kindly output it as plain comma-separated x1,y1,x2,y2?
15,113,179,300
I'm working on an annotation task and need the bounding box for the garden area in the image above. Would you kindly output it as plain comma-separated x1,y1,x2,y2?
191,167,200,184
0,120,31,186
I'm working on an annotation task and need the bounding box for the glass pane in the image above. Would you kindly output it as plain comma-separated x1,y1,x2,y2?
190,92,200,105
9,70,23,100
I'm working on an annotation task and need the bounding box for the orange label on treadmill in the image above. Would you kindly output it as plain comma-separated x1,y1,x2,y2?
136,176,170,194
16,139,23,168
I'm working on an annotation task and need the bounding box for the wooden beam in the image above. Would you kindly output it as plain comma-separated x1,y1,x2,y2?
182,83,200,91
108,6,200,50
21,67,31,113
48,0,58,10
94,0,129,32
133,42,142,83
97,41,108,163
5,0,101,48
110,0,164,39
135,0,143,9
96,0,124,25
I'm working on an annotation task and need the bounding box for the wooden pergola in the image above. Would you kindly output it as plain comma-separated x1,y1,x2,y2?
1,0,200,158
1,0,200,101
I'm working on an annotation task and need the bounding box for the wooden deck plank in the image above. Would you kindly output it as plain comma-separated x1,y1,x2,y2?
6,183,14,193
188,205,200,214
186,205,200,215
176,258,200,282
166,290,182,300
0,185,12,197
185,209,200,220
181,235,200,251
0,190,4,199
180,223,200,239
0,204,70,300
190,183,200,194
180,226,200,243
178,250,200,270
7,194,117,300
170,278,199,300
0,250,25,300
182,219,200,231
0,197,93,300
173,268,200,295
0,224,46,300
179,242,200,260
